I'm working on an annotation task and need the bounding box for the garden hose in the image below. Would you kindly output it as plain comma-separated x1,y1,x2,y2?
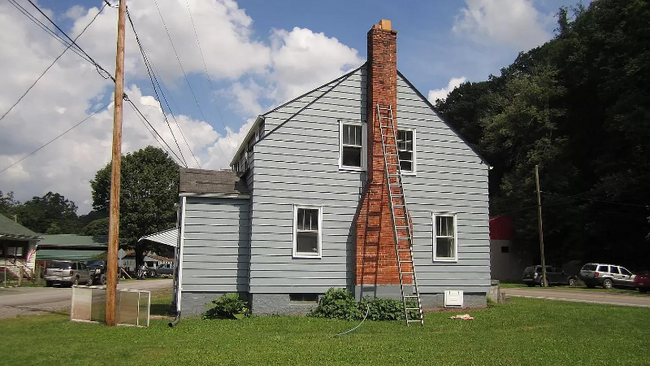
334,304,370,337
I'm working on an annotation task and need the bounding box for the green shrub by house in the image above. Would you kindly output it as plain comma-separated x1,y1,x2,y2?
202,293,248,319
309,288,416,321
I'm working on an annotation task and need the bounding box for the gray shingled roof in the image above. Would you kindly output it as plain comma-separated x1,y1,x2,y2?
179,168,248,195
0,214,40,240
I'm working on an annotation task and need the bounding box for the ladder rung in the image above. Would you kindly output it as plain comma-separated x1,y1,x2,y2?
407,319,423,323
404,295,419,298
400,261,413,264
397,237,410,241
395,225,408,228
402,271,414,274
397,248,410,252
405,307,420,311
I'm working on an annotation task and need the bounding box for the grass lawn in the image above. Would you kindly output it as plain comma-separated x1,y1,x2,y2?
1,296,648,366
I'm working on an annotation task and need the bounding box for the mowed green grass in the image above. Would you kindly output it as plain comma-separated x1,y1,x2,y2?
1,296,648,366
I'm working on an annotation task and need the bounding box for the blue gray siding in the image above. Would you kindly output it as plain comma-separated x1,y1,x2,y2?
248,67,490,295
181,197,250,293
248,68,367,293
396,74,491,293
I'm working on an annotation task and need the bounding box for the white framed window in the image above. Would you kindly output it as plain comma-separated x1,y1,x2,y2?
397,128,416,173
432,213,458,262
339,121,366,170
293,206,322,258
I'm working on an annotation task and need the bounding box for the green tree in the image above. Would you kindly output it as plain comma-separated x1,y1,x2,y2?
0,191,20,219
81,217,110,236
90,146,179,264
14,192,80,233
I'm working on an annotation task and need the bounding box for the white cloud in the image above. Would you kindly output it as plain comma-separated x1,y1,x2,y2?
428,77,467,103
0,0,364,213
452,0,554,50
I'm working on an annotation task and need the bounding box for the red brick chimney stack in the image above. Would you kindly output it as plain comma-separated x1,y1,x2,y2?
355,20,402,288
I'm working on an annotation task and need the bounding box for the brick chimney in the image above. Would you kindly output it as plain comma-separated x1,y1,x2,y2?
355,20,407,291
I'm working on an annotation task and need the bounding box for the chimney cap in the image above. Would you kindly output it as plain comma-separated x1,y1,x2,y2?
375,19,392,31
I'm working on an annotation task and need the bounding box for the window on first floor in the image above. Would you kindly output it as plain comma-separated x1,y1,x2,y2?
339,121,366,170
397,129,415,173
433,213,457,261
293,206,322,258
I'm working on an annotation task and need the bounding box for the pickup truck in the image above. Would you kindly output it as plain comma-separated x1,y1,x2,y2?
44,260,93,287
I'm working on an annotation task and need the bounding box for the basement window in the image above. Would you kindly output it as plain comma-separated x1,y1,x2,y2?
397,129,416,173
339,121,366,170
433,213,458,262
293,206,322,258
289,294,319,303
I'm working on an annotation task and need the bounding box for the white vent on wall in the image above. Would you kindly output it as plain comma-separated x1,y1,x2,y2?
444,290,464,307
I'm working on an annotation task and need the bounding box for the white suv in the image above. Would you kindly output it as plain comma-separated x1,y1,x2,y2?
579,263,635,289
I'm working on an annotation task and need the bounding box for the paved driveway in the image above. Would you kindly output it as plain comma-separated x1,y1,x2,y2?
503,287,650,308
0,279,172,320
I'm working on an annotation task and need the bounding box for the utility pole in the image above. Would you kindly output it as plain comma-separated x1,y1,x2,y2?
106,0,127,326
535,165,547,287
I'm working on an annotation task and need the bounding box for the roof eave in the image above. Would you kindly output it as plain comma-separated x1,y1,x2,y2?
228,115,265,167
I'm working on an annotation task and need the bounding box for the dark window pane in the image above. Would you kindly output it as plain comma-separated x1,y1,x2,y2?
501,246,509,253
297,232,319,254
436,238,454,258
342,146,361,167
610,266,619,274
400,161,412,171
436,216,454,237
343,125,362,146
598,265,609,272
297,209,318,231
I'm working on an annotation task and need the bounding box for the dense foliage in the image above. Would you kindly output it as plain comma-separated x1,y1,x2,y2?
308,288,417,321
91,146,179,262
202,293,248,320
435,0,650,268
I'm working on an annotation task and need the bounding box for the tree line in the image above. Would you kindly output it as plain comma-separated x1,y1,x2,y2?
1,146,179,262
435,0,650,269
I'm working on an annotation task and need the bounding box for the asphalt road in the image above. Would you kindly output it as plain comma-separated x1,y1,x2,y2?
0,279,172,320
503,287,650,308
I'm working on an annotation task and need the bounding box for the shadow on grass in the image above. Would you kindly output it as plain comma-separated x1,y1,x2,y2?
150,303,173,317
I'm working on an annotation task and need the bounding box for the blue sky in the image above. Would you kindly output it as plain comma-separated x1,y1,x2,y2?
0,0,586,212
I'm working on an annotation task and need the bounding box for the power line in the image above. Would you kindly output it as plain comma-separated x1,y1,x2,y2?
14,0,186,168
8,0,94,64
126,9,198,168
26,0,115,81
125,96,186,166
1,1,109,123
0,101,112,175
184,0,232,146
152,0,228,161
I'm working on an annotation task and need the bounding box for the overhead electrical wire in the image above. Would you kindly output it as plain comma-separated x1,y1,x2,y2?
0,101,112,175
126,9,198,168
26,0,115,81
10,0,191,169
1,1,109,123
184,0,234,147
8,0,94,64
125,97,187,166
152,0,229,161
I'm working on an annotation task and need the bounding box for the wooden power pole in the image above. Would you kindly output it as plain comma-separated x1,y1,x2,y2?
535,165,548,287
106,0,127,326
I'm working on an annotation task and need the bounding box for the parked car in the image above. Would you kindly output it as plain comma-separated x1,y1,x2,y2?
156,263,174,276
522,265,576,287
86,259,107,285
44,260,92,287
633,271,650,293
579,263,635,289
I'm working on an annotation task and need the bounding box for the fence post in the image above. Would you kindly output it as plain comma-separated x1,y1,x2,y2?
18,267,23,287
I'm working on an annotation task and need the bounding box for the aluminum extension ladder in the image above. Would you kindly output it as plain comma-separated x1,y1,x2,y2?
376,104,424,326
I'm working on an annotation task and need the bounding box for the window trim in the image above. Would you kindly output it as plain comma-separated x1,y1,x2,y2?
397,128,417,175
293,205,323,259
432,212,458,262
338,120,367,171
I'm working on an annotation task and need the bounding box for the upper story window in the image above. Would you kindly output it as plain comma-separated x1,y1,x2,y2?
398,129,416,173
433,213,458,262
339,121,366,170
293,206,322,258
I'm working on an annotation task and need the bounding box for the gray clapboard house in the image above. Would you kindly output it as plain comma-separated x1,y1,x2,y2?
174,20,490,317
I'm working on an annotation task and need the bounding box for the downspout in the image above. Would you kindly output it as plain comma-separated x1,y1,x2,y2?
169,196,187,327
